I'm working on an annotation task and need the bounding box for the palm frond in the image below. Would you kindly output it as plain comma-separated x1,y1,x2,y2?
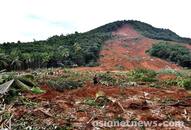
0,79,14,94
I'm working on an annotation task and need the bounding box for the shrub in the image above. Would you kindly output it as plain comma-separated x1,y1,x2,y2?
176,77,191,90
158,69,183,76
163,76,191,90
129,69,157,82
148,42,191,68
48,79,84,91
97,72,117,86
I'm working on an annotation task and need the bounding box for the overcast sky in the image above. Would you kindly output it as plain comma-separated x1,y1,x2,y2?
0,0,190,43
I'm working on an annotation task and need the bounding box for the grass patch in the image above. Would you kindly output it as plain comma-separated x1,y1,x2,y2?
129,68,157,82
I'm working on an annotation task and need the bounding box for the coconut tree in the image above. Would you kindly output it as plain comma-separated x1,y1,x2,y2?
21,53,32,69
41,52,52,68
9,49,23,70
10,57,23,70
0,53,10,70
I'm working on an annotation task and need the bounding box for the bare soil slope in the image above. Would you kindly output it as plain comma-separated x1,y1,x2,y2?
99,25,180,71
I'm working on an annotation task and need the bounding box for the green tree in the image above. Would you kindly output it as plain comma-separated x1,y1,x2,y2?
0,53,10,70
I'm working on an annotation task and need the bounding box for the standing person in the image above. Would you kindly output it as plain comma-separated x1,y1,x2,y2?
93,74,99,85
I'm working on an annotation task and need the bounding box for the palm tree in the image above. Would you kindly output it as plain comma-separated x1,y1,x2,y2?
9,49,23,70
10,57,23,70
21,53,32,69
0,53,10,70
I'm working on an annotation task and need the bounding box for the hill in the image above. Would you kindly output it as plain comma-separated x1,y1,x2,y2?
0,20,191,71
1,20,191,130
89,20,191,43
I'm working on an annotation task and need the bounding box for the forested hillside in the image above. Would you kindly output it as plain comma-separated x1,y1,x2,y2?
0,20,191,70
0,32,111,70
148,42,191,68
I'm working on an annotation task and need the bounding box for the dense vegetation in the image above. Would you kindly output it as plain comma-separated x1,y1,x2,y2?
148,42,191,68
0,20,191,70
0,32,111,70
90,20,191,43
128,21,191,43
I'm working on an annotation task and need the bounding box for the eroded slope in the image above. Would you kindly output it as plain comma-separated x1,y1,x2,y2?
99,25,181,71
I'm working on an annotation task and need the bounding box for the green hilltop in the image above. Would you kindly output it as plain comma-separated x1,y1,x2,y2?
0,20,191,70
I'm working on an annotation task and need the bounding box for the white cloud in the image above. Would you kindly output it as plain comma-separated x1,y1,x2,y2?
0,0,190,42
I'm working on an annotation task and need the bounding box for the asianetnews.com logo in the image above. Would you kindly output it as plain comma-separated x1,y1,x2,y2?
92,120,185,128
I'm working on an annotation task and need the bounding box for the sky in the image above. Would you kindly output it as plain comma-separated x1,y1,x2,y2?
0,0,190,43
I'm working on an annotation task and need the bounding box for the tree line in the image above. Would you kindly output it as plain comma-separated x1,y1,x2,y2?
148,42,191,68
0,32,111,71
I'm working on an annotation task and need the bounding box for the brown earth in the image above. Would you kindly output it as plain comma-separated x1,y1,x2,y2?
75,25,183,71
13,83,191,129
99,25,180,71
10,25,191,129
